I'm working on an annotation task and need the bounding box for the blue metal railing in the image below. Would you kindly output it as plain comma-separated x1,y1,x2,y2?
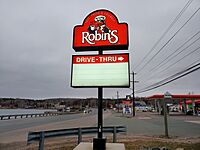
27,126,126,150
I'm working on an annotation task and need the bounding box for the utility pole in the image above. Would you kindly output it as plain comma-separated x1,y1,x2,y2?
163,92,171,138
131,72,138,117
163,99,168,137
132,72,135,117
117,91,119,112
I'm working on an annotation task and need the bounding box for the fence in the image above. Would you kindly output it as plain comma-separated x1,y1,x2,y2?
27,126,126,150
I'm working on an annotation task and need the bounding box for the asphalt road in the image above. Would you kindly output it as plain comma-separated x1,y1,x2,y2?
0,109,199,143
0,109,101,142
104,111,200,137
0,110,98,134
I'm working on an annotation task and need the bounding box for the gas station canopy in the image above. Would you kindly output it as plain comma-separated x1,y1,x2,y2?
146,94,200,99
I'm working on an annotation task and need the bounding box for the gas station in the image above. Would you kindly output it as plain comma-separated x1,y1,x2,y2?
147,93,200,116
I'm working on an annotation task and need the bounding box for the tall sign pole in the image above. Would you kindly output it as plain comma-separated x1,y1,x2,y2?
98,87,103,138
98,50,103,139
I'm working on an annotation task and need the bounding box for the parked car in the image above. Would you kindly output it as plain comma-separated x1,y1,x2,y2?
186,110,193,115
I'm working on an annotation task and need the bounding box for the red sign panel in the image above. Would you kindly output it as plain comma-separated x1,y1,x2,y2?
73,54,129,64
73,9,129,51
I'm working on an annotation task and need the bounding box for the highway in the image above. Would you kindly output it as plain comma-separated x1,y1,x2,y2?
0,110,96,134
0,110,200,143
0,109,103,143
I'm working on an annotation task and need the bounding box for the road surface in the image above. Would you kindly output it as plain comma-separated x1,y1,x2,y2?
0,109,111,143
104,111,200,138
0,109,200,143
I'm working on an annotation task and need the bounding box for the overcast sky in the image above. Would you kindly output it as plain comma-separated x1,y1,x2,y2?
0,0,200,99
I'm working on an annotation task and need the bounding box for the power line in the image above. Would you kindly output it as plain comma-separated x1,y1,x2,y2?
136,62,200,93
152,62,200,90
143,46,200,87
157,46,200,74
186,57,200,68
137,31,200,81
137,55,200,92
134,0,194,71
136,65,200,94
136,7,200,74
149,31,200,72
138,54,200,87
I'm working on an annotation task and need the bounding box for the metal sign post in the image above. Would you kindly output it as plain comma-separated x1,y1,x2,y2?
98,50,103,139
97,87,103,139
93,50,106,150
93,87,106,150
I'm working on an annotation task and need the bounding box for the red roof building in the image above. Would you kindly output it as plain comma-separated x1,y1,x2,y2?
147,94,200,99
146,94,200,115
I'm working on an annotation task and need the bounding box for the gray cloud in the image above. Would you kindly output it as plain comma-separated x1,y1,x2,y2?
0,0,199,99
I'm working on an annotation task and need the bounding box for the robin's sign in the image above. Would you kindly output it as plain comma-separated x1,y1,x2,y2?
73,9,129,51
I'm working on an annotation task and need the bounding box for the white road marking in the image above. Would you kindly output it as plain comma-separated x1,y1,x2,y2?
138,117,152,120
185,121,200,124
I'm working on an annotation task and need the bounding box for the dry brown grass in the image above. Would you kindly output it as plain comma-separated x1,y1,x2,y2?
0,135,199,150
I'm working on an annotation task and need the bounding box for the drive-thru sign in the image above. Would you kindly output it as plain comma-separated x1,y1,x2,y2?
71,53,130,87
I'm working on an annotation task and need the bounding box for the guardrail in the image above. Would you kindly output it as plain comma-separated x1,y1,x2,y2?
0,112,59,120
27,126,126,150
